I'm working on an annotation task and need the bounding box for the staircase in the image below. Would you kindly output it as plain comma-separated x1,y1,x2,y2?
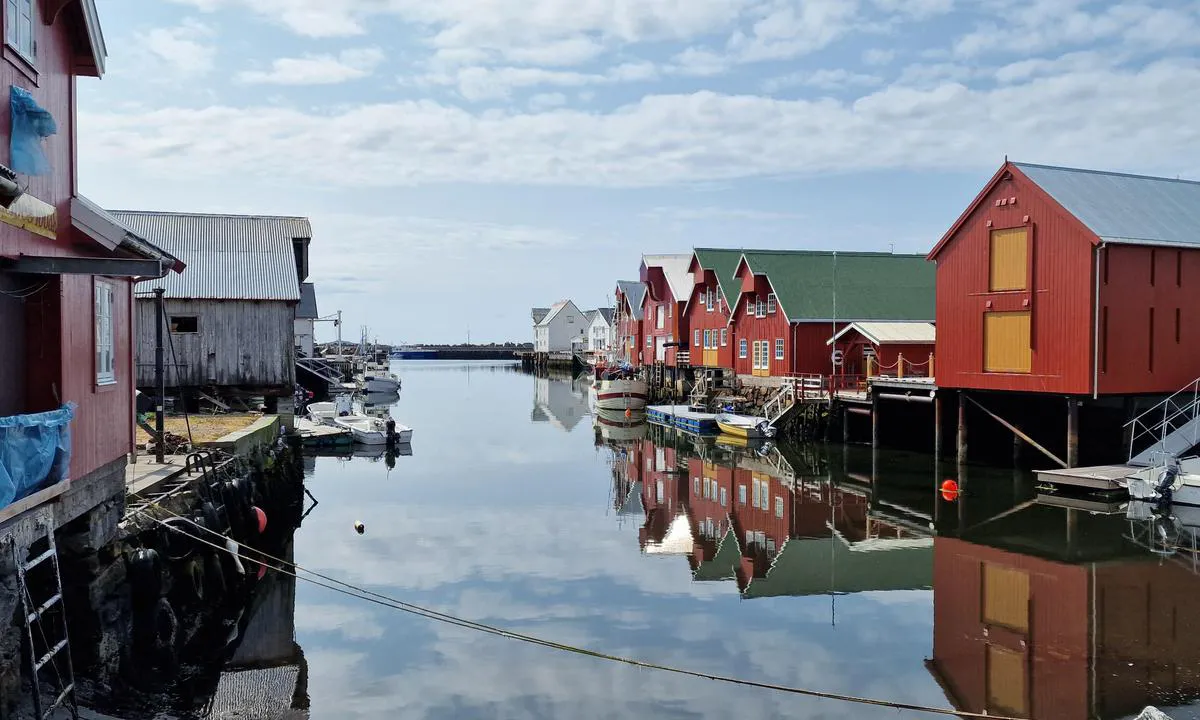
13,521,79,720
1128,377,1200,466
689,373,708,408
296,354,344,388
764,382,796,427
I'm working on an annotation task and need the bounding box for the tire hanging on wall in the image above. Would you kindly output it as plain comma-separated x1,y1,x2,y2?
204,550,227,601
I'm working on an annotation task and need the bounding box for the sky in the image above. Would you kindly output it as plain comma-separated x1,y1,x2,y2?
77,0,1200,344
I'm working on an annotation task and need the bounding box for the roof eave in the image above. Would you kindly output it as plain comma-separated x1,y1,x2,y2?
78,0,106,78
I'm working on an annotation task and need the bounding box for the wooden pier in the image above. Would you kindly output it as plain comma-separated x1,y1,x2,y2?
1035,464,1131,492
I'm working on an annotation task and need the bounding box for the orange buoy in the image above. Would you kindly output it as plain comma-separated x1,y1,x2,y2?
252,506,268,533
256,562,267,580
625,409,632,419
940,479,959,501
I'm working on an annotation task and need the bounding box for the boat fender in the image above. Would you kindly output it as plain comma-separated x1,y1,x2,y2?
224,538,246,575
252,506,268,534
128,548,164,607
157,518,195,562
175,555,205,604
204,551,227,600
200,501,223,535
154,597,178,653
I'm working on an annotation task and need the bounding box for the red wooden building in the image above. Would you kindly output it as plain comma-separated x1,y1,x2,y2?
639,254,694,368
730,250,935,379
827,321,936,378
684,248,742,369
929,161,1200,396
0,1,182,510
614,279,646,366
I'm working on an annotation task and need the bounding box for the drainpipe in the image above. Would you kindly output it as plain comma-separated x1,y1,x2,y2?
1092,242,1105,400
154,288,166,464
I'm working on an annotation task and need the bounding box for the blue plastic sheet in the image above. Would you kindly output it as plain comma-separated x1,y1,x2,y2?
10,85,57,176
0,403,75,509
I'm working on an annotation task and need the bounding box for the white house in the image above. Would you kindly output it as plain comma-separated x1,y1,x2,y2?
585,308,615,354
534,300,588,352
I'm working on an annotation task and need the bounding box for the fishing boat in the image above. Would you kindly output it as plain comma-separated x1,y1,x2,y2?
391,345,438,360
306,395,352,424
592,364,648,411
715,412,776,439
594,408,648,443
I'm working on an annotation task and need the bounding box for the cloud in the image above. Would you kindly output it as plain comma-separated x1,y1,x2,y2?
862,48,895,66
81,58,1200,189
419,61,659,101
529,92,569,111
237,48,385,85
762,68,883,92
134,19,215,77
642,206,806,222
729,0,861,63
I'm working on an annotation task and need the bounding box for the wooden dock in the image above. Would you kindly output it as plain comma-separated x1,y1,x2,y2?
1035,464,1131,492
295,417,353,447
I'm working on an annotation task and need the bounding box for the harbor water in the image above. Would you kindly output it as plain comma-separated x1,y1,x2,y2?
232,360,1200,719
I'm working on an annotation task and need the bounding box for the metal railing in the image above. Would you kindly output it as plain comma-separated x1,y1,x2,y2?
1127,377,1200,465
296,355,344,385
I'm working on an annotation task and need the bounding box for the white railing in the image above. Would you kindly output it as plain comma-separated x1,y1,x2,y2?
1127,377,1200,465
676,351,691,366
296,356,343,385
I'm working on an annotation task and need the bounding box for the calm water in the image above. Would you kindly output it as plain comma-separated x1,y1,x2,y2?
251,361,1200,719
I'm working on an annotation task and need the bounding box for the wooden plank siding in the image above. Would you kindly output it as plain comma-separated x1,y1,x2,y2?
685,270,734,369
731,276,789,376
136,299,296,390
931,166,1096,394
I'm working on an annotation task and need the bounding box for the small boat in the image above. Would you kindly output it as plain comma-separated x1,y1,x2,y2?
360,372,401,393
593,364,648,411
392,345,439,360
715,412,776,439
334,415,391,445
1126,457,1200,506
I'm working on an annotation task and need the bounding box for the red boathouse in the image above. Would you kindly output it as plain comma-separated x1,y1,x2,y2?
684,248,743,370
614,279,646,366
639,254,694,369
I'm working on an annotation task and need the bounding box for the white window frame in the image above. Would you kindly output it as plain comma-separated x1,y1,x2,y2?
706,287,714,312
694,329,701,347
720,328,728,346
745,298,753,315
756,297,765,318
95,280,115,385
656,304,665,329
6,0,34,64
775,338,785,361
767,293,777,314
739,338,747,359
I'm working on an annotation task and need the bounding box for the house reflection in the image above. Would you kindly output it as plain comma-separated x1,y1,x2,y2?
927,501,1200,720
531,372,591,432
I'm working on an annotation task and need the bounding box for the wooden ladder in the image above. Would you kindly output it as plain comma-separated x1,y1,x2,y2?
12,521,79,720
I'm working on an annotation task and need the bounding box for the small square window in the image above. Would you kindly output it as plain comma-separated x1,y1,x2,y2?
169,315,198,334
745,299,753,315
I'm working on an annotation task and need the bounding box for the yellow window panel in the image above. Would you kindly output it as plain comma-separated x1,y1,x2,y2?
984,311,1032,373
983,563,1030,632
990,227,1028,292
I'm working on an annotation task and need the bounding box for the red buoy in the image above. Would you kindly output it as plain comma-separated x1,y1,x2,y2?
940,479,959,501
252,506,267,533
625,409,632,419
256,562,267,580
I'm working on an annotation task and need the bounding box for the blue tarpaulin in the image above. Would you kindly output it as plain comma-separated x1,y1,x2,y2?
10,85,57,176
0,404,74,509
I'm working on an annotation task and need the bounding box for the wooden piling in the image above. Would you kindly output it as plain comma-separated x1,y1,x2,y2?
843,404,851,444
933,393,943,459
1066,397,1080,468
871,392,880,450
957,391,968,467
1013,433,1022,467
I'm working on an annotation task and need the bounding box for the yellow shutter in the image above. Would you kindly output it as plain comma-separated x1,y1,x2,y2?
986,645,1028,716
982,563,1030,632
990,227,1028,291
984,311,1032,373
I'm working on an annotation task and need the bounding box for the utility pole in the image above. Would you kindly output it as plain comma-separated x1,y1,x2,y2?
154,288,166,464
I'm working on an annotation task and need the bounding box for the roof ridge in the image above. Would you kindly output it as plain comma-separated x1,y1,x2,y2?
1013,161,1200,187
109,209,311,221
744,249,927,258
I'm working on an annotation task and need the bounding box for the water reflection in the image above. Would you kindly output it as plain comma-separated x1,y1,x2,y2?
531,371,592,431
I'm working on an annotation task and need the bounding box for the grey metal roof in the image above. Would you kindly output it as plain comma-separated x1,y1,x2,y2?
1016,162,1200,248
297,283,318,319
596,307,614,325
532,307,550,324
115,211,308,300
615,281,646,320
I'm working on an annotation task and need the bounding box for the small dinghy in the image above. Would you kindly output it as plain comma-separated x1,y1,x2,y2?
715,412,776,439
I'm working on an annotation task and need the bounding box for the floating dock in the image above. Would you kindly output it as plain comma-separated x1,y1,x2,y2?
647,404,719,435
1035,464,1131,492
295,417,353,447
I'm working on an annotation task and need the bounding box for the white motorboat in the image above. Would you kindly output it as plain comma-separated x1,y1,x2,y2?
593,367,648,411
359,372,401,393
1126,456,1200,506
306,395,352,425
715,412,776,439
334,415,391,445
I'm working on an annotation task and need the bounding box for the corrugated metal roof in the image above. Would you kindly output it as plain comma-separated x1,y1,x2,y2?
828,321,936,346
114,211,308,300
1015,162,1200,247
616,281,646,320
297,283,318,319
692,248,746,309
642,254,695,303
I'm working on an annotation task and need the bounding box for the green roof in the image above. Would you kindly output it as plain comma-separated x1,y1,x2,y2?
743,536,933,599
741,250,935,322
692,525,741,582
692,248,746,309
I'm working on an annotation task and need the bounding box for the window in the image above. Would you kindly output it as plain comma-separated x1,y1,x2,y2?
694,329,701,347
775,497,784,518
767,293,777,314
989,227,1028,291
738,485,747,504
775,339,784,360
95,281,115,385
720,487,727,506
720,328,728,346
739,339,747,359
745,299,753,315
6,0,34,63
706,287,714,312
657,480,664,503
983,311,1031,373
703,329,711,348
694,477,700,495
656,305,665,329
756,297,765,318
752,479,760,507
646,336,651,347
169,315,198,334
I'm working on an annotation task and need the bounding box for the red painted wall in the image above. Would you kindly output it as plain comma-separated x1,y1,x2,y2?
830,331,935,378
731,277,790,376
931,537,1089,719
791,322,849,376
615,289,643,366
1,9,133,481
685,270,734,369
1098,244,1200,395
932,166,1096,394
640,270,688,368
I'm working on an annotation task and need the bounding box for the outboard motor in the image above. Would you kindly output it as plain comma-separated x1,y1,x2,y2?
385,418,397,445
1156,464,1180,504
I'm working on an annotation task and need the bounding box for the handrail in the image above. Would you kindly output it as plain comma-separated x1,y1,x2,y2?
1127,377,1200,463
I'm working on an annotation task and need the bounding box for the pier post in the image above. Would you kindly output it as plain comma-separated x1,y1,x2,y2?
1066,397,1080,468
842,405,851,444
957,391,968,467
1013,433,1022,467
871,391,879,450
154,288,166,464
933,393,943,459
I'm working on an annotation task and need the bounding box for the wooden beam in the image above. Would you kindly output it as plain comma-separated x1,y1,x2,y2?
2,255,165,277
966,395,1068,469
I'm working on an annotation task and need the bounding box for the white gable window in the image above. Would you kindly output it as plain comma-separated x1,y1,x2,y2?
95,280,115,385
721,328,728,346
745,298,753,315
706,287,714,312
767,293,777,314
739,338,748,358
756,297,765,318
6,0,34,63
694,329,701,346
656,304,665,329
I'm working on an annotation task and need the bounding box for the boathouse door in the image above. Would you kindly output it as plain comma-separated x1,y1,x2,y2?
655,336,666,363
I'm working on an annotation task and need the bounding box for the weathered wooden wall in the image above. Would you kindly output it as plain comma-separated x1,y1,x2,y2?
135,299,295,390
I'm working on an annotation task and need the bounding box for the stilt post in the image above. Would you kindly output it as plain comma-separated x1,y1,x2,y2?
1066,397,1080,468
933,392,943,459
957,391,968,467
871,390,880,450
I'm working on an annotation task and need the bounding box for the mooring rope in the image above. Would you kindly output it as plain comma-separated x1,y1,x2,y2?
134,505,1020,720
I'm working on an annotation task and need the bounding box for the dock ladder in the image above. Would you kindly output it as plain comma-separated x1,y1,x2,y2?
296,354,344,387
11,519,79,720
1127,376,1200,466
